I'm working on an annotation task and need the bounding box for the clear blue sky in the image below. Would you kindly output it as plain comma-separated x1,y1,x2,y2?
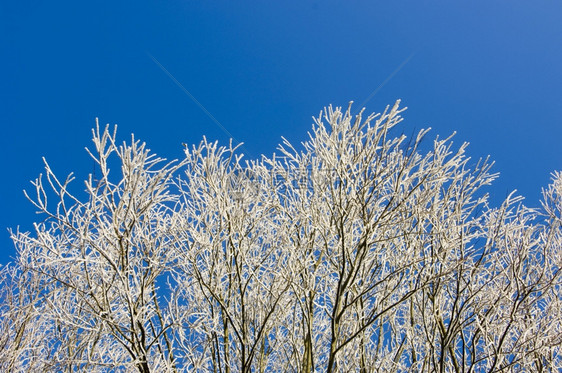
1,1,561,265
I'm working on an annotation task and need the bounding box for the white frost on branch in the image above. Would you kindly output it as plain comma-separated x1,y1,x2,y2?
2,101,561,372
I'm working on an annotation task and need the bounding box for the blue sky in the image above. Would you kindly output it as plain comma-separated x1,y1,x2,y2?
1,1,561,265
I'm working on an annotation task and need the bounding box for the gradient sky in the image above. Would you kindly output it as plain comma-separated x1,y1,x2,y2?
1,1,561,265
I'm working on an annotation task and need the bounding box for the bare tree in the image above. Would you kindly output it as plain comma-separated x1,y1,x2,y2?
8,125,186,371
3,102,561,372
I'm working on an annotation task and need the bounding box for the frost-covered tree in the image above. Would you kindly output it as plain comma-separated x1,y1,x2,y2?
2,101,561,372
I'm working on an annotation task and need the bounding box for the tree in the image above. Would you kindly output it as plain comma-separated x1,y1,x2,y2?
2,101,561,372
